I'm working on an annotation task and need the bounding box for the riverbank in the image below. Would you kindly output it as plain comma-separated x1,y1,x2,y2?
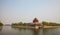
43,26,60,28
11,25,60,29
12,26,36,29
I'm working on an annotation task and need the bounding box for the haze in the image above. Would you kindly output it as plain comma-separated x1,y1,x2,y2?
0,0,60,24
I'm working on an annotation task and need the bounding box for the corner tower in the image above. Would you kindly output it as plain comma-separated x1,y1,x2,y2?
33,18,39,24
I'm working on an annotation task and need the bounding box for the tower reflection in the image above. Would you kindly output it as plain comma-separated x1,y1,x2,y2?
33,29,39,35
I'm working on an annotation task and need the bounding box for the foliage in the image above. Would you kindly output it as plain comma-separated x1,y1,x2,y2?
12,22,30,26
0,21,3,26
42,21,60,26
12,21,60,26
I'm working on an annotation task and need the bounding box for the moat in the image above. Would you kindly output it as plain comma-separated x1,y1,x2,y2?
0,26,60,35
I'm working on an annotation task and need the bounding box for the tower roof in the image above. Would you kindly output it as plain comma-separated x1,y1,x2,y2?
33,18,39,23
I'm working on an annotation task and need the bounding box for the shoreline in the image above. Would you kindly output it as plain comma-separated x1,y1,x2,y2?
11,25,60,29
43,26,60,28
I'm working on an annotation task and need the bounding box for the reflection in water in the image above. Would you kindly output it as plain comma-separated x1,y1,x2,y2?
43,28,60,35
0,26,3,31
0,26,60,35
33,29,39,35
12,27,33,35
12,27,60,35
12,27,42,35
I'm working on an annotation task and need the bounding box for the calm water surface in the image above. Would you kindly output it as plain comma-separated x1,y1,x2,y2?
0,26,60,35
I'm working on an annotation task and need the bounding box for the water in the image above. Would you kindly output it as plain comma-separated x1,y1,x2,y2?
0,26,60,35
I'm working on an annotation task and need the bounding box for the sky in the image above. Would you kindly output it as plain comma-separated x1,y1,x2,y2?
0,0,60,24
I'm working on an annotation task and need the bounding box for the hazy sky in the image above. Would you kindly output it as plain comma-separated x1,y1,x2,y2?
0,0,60,24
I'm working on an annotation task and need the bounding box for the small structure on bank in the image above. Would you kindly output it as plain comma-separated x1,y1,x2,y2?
33,18,39,25
33,18,42,26
32,18,42,29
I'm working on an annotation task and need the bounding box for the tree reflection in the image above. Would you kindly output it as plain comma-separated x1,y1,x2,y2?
12,27,42,35
0,26,3,31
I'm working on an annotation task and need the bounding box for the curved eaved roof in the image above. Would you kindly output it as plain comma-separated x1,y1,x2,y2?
33,18,39,23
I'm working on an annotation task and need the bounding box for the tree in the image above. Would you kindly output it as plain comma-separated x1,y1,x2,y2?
0,21,3,26
42,21,49,26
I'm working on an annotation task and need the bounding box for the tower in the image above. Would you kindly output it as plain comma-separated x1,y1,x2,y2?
33,18,39,29
33,18,39,24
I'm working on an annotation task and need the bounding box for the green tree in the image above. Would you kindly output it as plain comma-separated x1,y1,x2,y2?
0,21,3,26
42,21,49,26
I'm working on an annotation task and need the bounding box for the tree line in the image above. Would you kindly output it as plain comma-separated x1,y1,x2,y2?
0,21,3,26
42,21,60,26
11,22,30,26
12,21,60,26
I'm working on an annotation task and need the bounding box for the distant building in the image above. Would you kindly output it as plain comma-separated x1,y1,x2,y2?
33,18,39,24
30,18,43,26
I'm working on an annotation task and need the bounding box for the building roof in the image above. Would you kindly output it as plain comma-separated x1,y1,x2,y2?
33,18,39,23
